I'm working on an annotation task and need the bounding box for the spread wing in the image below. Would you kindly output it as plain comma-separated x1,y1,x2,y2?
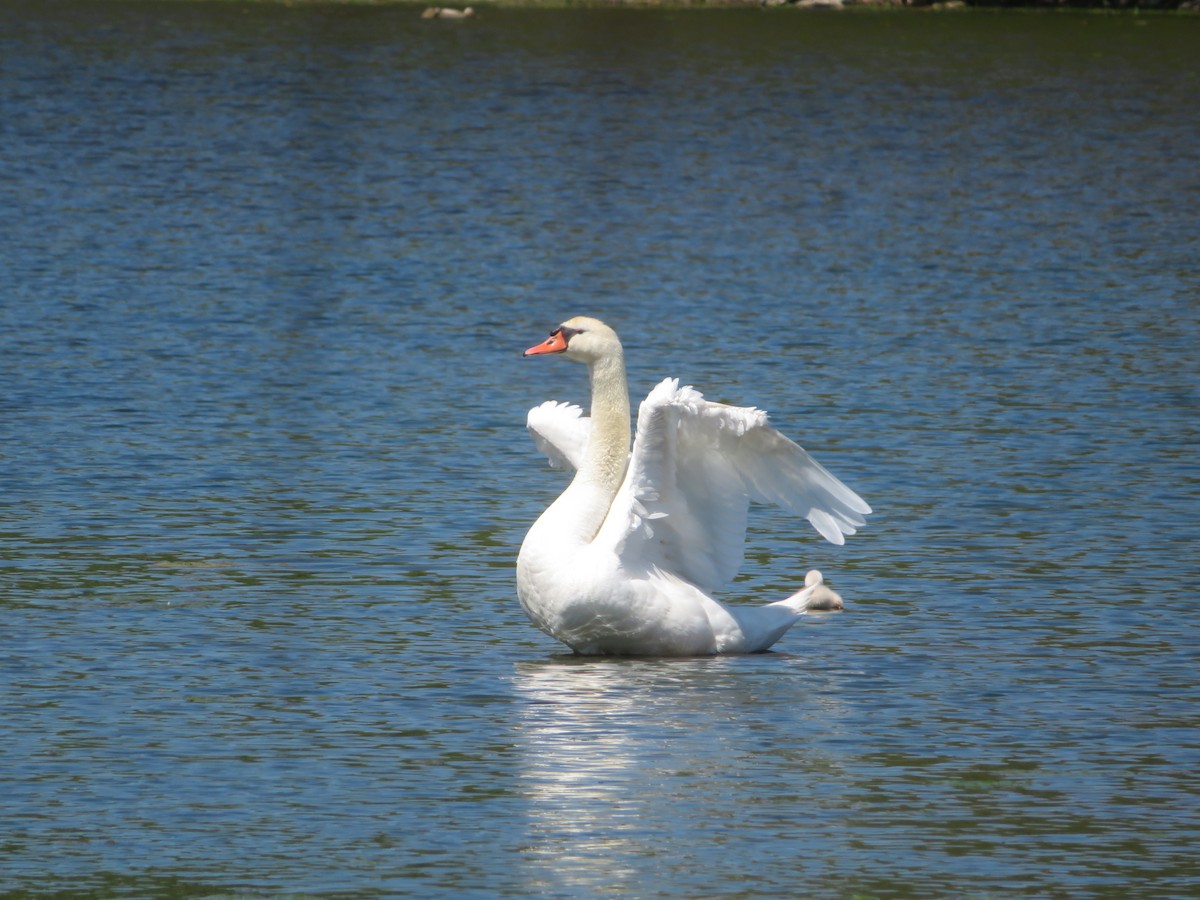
594,378,871,594
527,401,592,472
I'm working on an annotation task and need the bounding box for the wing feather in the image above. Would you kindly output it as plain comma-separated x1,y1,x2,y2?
596,378,871,594
526,401,591,472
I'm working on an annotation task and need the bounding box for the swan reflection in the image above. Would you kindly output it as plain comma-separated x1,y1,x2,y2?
510,654,848,892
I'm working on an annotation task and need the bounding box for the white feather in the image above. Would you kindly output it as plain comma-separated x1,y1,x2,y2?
593,379,871,594
526,401,591,472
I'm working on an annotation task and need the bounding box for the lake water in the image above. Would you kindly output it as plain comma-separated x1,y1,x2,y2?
2,1,1198,895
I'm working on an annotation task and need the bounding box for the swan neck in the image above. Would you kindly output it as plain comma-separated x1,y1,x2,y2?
581,350,630,494
523,345,630,553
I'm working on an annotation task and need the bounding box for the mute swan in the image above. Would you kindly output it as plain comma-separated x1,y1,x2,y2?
803,569,844,612
517,316,871,656
421,6,474,18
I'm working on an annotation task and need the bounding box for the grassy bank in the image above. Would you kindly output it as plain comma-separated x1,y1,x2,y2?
246,0,1200,11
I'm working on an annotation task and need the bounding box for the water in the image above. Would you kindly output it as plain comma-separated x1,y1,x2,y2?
2,1,1199,895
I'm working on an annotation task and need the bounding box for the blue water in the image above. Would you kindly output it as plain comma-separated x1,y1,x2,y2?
2,2,1199,895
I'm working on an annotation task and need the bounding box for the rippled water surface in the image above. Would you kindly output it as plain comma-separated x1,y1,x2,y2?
2,2,1198,895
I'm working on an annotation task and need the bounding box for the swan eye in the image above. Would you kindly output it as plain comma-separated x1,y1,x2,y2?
560,326,583,342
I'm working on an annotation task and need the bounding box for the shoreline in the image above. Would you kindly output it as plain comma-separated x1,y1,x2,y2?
259,0,1200,11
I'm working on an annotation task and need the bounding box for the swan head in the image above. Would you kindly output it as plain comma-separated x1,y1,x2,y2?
524,316,622,365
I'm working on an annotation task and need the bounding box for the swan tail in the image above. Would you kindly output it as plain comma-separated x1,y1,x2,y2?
769,580,818,615
725,579,815,652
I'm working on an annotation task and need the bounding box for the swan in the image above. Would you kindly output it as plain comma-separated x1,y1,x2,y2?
516,316,871,656
803,569,844,612
421,6,474,18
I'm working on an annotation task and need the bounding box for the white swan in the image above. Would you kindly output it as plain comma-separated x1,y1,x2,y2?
516,316,871,656
421,6,474,18
803,569,844,612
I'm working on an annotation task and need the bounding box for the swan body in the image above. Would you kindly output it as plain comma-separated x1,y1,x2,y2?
516,317,870,656
421,6,474,18
803,569,844,612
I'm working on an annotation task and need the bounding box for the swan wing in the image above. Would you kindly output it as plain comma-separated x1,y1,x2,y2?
598,378,871,594
527,401,592,472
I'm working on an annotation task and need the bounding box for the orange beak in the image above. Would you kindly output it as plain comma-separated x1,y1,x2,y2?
524,330,569,357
